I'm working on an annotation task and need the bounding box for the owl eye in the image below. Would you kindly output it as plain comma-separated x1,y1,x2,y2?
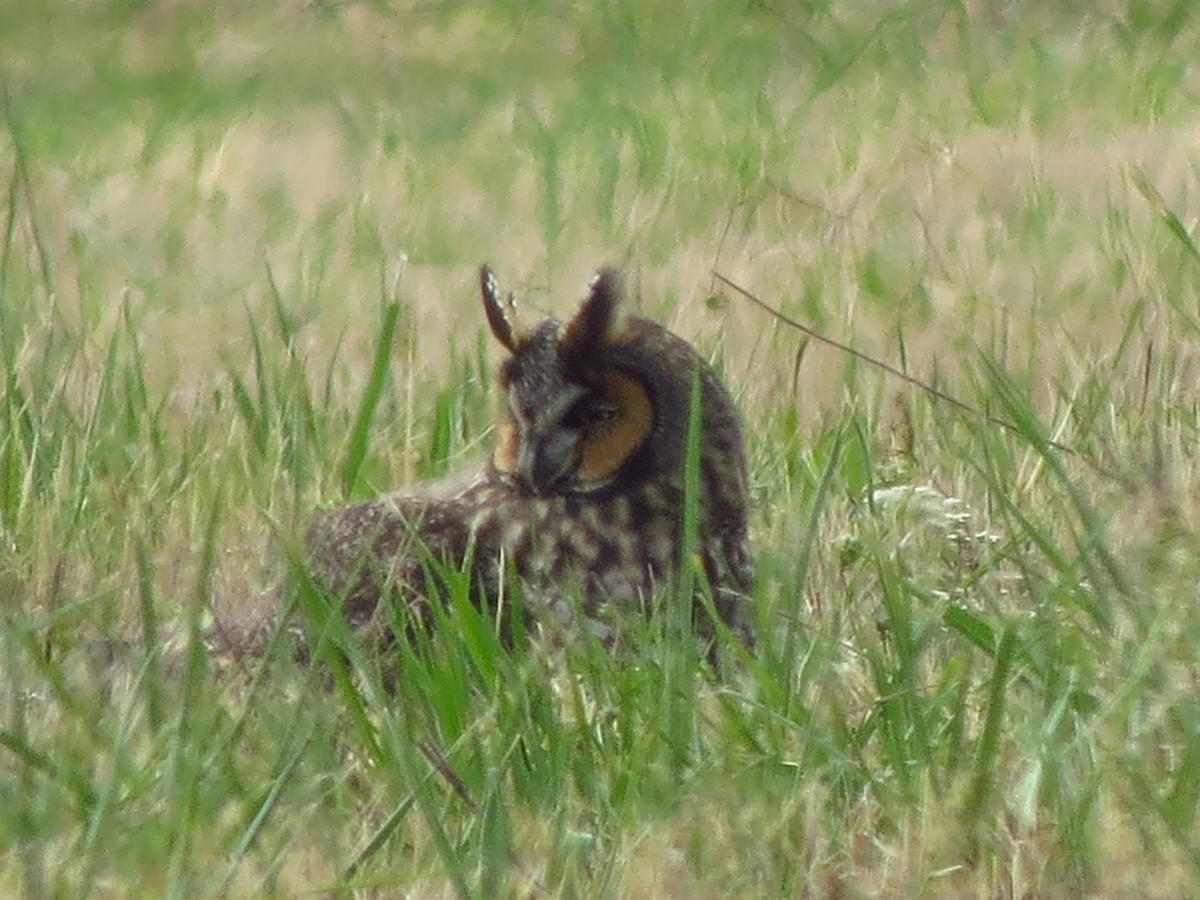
563,397,621,433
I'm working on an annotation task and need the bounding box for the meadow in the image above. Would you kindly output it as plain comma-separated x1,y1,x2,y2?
2,0,1200,895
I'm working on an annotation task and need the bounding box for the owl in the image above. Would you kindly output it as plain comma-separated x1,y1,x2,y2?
300,265,753,660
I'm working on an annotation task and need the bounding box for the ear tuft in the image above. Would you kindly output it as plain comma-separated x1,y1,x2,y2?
559,268,622,373
480,264,523,352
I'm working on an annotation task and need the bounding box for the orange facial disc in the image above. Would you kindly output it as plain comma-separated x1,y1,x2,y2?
575,374,653,484
492,417,519,474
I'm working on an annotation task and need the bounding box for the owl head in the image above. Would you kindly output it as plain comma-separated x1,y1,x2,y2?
480,265,743,506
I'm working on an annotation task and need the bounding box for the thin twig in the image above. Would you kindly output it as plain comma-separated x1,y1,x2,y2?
713,270,1081,456
416,739,551,897
417,739,478,811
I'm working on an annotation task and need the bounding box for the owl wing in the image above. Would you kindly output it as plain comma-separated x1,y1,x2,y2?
302,489,475,643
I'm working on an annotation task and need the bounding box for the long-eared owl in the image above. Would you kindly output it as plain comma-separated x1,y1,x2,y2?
302,265,753,656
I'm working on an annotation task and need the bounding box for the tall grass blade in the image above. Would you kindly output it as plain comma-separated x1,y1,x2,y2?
224,729,312,877
343,793,418,881
163,492,222,900
1129,166,1200,267
0,168,18,304
977,355,1130,623
133,530,164,731
341,300,399,498
965,625,1018,828
2,626,47,900
2,92,53,294
781,426,842,717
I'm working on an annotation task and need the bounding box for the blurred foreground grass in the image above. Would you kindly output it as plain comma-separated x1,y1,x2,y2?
3,1,1200,896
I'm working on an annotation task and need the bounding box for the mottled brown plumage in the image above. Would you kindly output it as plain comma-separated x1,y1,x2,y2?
302,265,753,655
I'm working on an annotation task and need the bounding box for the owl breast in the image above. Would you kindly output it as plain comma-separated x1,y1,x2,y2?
463,477,681,635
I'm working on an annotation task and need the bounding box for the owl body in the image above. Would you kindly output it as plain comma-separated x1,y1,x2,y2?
302,267,753,654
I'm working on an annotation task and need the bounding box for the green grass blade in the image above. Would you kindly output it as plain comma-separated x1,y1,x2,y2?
965,625,1019,829
133,529,164,731
342,793,418,882
1129,166,1200,267
2,92,53,293
341,300,399,498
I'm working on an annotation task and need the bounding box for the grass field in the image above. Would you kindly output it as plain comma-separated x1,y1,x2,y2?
3,0,1200,896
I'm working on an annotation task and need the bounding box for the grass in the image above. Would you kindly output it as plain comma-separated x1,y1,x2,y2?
3,0,1200,895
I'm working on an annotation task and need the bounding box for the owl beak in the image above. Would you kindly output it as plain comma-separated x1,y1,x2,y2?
520,429,579,495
